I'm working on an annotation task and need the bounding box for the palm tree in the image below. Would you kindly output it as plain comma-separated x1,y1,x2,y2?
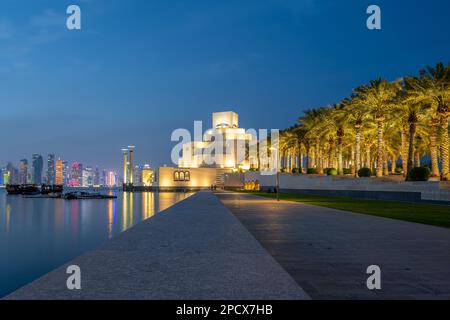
299,107,329,172
396,83,430,180
330,103,349,175
354,79,399,177
405,63,450,179
344,95,371,176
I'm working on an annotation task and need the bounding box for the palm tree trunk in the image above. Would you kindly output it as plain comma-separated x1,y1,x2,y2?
406,121,417,181
441,115,450,180
383,143,389,176
430,120,440,177
328,138,334,168
401,125,408,177
355,126,361,176
351,146,356,175
318,147,324,174
391,153,397,174
376,121,384,177
366,148,371,169
337,138,343,175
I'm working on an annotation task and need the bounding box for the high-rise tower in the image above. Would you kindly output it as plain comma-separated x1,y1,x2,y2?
32,154,43,184
122,148,128,185
19,159,28,184
47,154,55,185
55,159,63,185
128,146,135,185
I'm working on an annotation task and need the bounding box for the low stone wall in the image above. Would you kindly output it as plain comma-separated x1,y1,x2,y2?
243,173,450,202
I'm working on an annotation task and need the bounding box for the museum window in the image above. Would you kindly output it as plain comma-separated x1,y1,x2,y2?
174,170,190,182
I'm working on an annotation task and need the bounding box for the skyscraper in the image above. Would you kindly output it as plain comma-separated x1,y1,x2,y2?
106,171,117,188
55,159,63,185
62,161,69,186
69,161,81,187
2,168,10,185
134,165,142,186
128,146,135,185
142,164,154,187
122,148,128,185
6,162,18,184
94,166,100,186
19,159,28,185
47,154,55,185
32,154,43,184
82,166,94,187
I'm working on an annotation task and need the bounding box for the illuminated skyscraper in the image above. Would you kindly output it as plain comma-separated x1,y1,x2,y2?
32,154,43,184
122,148,128,185
134,165,142,186
55,159,63,185
128,146,135,185
69,161,81,187
19,159,28,184
94,166,100,186
62,161,69,186
142,164,154,187
6,162,18,184
82,166,94,187
2,169,10,185
47,154,55,185
106,171,117,188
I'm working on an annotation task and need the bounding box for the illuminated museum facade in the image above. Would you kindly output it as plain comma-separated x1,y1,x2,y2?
158,111,252,189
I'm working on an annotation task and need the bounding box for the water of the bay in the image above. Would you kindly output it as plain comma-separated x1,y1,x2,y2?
0,189,192,297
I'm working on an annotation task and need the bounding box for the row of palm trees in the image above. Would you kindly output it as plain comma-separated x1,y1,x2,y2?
277,62,450,181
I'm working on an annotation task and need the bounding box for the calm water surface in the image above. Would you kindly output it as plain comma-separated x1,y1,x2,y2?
0,189,192,297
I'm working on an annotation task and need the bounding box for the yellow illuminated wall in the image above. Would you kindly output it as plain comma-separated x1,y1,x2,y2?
158,167,232,188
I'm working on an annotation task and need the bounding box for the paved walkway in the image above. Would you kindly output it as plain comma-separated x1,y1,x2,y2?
6,192,308,300
216,192,450,300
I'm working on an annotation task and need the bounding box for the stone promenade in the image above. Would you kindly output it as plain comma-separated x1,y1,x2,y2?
217,192,450,299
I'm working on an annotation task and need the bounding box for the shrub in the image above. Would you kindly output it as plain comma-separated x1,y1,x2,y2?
307,168,318,174
358,167,372,177
292,168,300,174
326,168,338,176
408,167,431,181
343,168,352,175
395,167,403,174
280,167,288,173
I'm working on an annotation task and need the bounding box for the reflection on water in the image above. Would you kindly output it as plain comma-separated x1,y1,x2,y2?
0,190,192,298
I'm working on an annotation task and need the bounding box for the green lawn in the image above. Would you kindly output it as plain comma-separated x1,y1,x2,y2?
239,191,450,229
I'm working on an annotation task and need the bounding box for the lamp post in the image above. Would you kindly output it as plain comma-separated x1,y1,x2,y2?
270,146,280,202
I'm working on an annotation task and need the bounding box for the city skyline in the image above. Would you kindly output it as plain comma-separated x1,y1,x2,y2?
0,148,155,187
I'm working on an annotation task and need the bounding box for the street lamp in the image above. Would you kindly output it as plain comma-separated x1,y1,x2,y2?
270,146,280,202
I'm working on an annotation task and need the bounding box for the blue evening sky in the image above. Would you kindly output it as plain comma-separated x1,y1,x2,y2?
1,0,449,171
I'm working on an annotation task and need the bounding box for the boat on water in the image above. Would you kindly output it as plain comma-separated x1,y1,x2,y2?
6,184,64,196
63,191,117,200
6,184,40,195
41,184,64,195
